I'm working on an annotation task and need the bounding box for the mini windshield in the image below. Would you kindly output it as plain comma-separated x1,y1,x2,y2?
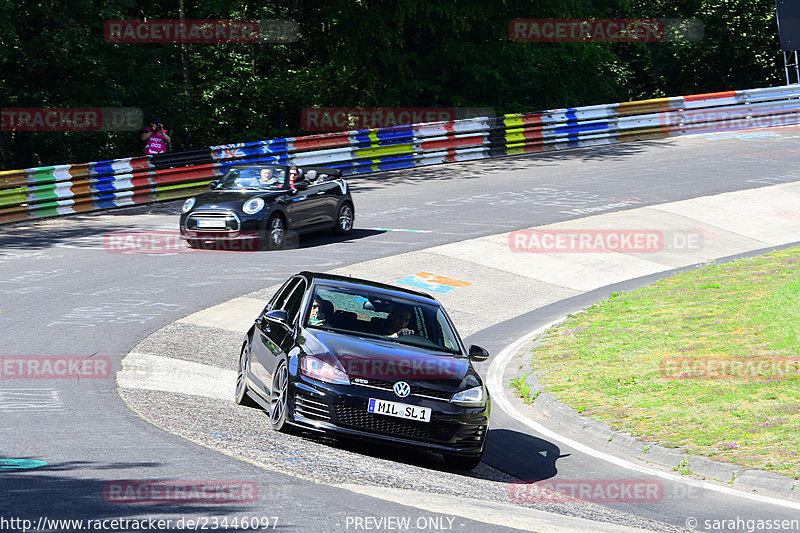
217,167,286,190
305,285,462,354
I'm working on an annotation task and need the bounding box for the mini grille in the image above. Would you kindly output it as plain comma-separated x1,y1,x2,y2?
333,404,459,442
187,210,240,231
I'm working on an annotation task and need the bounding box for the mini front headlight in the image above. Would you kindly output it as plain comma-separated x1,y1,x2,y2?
182,197,196,213
243,197,265,215
450,385,485,407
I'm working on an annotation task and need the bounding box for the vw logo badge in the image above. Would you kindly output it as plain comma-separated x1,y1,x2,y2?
393,381,411,398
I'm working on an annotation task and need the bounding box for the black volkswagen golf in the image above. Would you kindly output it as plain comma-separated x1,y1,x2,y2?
236,272,491,469
179,165,354,250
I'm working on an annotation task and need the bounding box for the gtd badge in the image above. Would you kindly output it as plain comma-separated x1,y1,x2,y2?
393,381,411,398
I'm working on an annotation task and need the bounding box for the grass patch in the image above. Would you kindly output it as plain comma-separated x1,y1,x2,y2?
510,374,539,403
528,247,800,476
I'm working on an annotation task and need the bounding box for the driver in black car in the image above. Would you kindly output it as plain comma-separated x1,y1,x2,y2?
382,306,415,338
259,168,274,183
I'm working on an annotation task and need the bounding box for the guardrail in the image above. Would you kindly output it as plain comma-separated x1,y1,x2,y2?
2,85,800,225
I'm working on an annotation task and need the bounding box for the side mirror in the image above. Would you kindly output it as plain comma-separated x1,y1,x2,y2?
468,345,490,362
208,180,219,189
265,309,289,325
294,180,309,191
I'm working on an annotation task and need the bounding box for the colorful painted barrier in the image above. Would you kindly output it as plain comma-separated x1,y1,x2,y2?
2,85,800,225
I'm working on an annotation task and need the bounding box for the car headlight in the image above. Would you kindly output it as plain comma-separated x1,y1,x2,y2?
450,386,485,407
300,356,350,385
243,197,265,215
182,197,196,213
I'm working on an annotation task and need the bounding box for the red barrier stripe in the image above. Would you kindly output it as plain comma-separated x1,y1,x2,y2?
293,133,352,151
419,135,484,151
131,173,153,189
130,157,152,171
684,91,737,102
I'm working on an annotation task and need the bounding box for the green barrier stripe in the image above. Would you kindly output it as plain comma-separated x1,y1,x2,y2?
355,143,414,158
0,187,28,206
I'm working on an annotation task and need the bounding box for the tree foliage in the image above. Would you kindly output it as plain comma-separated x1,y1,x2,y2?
0,0,786,170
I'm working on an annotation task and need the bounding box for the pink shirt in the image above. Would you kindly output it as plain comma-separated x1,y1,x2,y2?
144,128,169,154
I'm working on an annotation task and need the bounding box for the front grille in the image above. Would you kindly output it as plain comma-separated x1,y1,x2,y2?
295,392,331,422
355,379,453,401
333,404,459,443
187,210,240,231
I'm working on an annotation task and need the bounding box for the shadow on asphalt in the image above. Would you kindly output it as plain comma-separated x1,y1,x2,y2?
283,424,566,482
1,460,277,532
345,139,672,193
0,223,386,252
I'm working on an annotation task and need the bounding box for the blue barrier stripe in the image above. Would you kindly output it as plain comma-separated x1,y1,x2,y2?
91,177,117,192
553,121,610,135
90,161,117,176
565,109,578,122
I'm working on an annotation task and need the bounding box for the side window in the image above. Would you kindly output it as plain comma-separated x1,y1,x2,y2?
436,311,458,351
282,279,308,325
268,278,296,311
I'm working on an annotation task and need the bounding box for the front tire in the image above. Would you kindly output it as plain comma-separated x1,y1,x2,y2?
264,215,286,250
334,203,354,235
235,343,258,407
187,238,203,249
269,361,290,432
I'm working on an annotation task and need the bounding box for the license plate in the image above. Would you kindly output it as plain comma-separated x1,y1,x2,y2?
367,398,431,423
196,219,226,228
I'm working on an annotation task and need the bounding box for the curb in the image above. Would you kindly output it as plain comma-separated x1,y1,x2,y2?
514,322,799,500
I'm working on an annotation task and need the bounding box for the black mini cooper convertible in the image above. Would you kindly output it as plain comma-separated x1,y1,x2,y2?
236,272,492,470
179,165,354,250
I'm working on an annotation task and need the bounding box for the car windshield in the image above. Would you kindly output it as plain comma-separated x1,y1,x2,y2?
305,285,462,354
217,167,286,190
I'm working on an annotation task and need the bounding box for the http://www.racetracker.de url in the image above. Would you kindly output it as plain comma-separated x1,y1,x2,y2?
0,515,280,532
